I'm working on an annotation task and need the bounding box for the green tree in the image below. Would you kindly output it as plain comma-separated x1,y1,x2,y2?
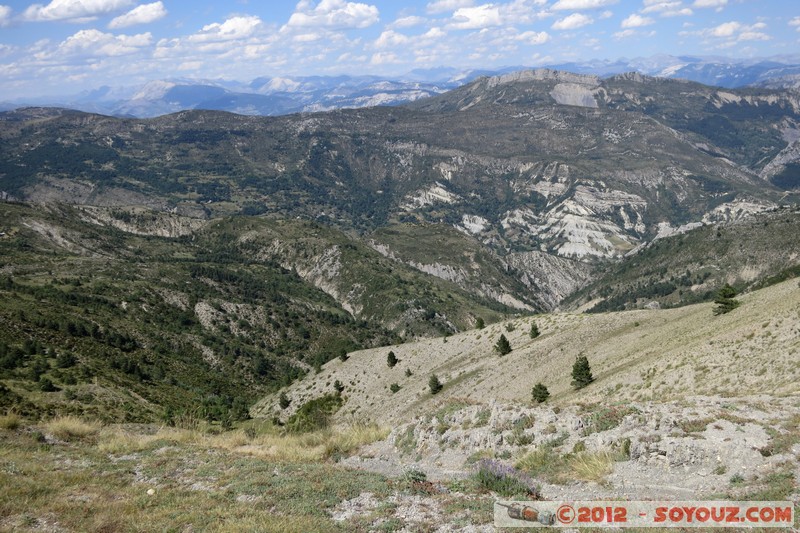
475,317,485,329
278,391,291,410
531,382,549,403
428,374,443,395
713,283,740,315
390,383,401,393
529,322,540,339
494,334,512,356
387,351,397,368
333,380,345,393
571,354,594,390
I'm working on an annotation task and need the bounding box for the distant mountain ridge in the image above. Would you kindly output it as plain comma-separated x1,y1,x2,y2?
2,55,800,118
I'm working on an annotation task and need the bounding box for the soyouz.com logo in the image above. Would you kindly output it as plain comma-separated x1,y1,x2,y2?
494,501,795,528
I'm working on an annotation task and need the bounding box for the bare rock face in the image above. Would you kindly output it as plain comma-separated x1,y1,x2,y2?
550,83,600,108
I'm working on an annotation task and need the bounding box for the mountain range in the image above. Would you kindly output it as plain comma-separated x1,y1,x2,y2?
3,55,800,119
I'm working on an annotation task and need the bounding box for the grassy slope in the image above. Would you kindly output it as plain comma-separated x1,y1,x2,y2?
0,203,515,422
256,278,800,424
566,207,800,312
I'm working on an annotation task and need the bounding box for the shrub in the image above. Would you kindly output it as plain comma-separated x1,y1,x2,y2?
494,334,512,356
428,374,443,395
333,380,345,393
390,383,401,393
404,368,412,377
475,317,485,329
505,323,515,332
530,322,540,339
285,393,343,433
0,413,21,430
713,283,740,315
387,351,397,368
472,459,539,498
278,392,291,410
44,416,101,440
531,383,550,403
571,354,594,389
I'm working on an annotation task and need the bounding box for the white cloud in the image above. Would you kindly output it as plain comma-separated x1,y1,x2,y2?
621,14,654,28
189,16,263,42
693,0,726,7
286,0,379,30
515,30,550,44
426,0,474,14
790,16,800,31
391,15,426,28
614,29,635,39
642,1,692,16
22,0,133,22
737,31,770,41
55,28,152,56
599,10,613,19
370,51,400,64
551,0,617,10
449,5,502,29
108,2,166,29
374,29,411,48
709,21,739,37
0,5,11,27
551,12,593,30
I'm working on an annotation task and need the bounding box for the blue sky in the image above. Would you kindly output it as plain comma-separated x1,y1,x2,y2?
0,0,798,98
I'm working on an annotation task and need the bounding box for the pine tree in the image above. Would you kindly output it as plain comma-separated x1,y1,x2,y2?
713,283,740,315
333,380,345,393
571,354,594,389
428,374,443,395
531,382,550,403
387,351,398,368
530,322,540,339
494,334,512,356
475,317,485,329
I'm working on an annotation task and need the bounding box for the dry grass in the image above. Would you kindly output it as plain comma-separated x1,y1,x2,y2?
43,416,101,440
96,426,200,453
569,450,614,482
0,413,21,430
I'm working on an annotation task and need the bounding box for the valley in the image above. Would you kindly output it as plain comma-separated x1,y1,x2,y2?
1,67,799,531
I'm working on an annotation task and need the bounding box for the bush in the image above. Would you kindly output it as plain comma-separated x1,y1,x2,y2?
333,380,345,393
390,383,401,393
387,351,397,368
571,354,594,389
472,459,539,498
713,283,740,315
531,383,550,403
44,416,101,440
428,374,443,395
494,334,512,356
278,392,291,410
285,393,343,433
530,322,540,339
475,317,485,329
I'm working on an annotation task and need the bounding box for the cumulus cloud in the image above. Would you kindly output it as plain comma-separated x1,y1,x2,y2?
426,0,474,14
0,5,11,26
391,15,426,28
551,0,617,10
552,12,593,30
54,28,152,57
515,30,550,45
374,30,410,48
286,0,379,30
108,2,166,29
621,14,654,28
370,51,400,64
449,5,502,29
697,20,770,42
189,16,263,42
693,0,726,7
790,16,800,31
642,0,693,17
23,0,134,22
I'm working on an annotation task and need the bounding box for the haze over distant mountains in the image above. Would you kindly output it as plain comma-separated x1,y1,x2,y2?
3,54,800,118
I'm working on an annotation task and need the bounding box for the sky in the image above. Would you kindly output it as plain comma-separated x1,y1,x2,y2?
0,0,798,99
